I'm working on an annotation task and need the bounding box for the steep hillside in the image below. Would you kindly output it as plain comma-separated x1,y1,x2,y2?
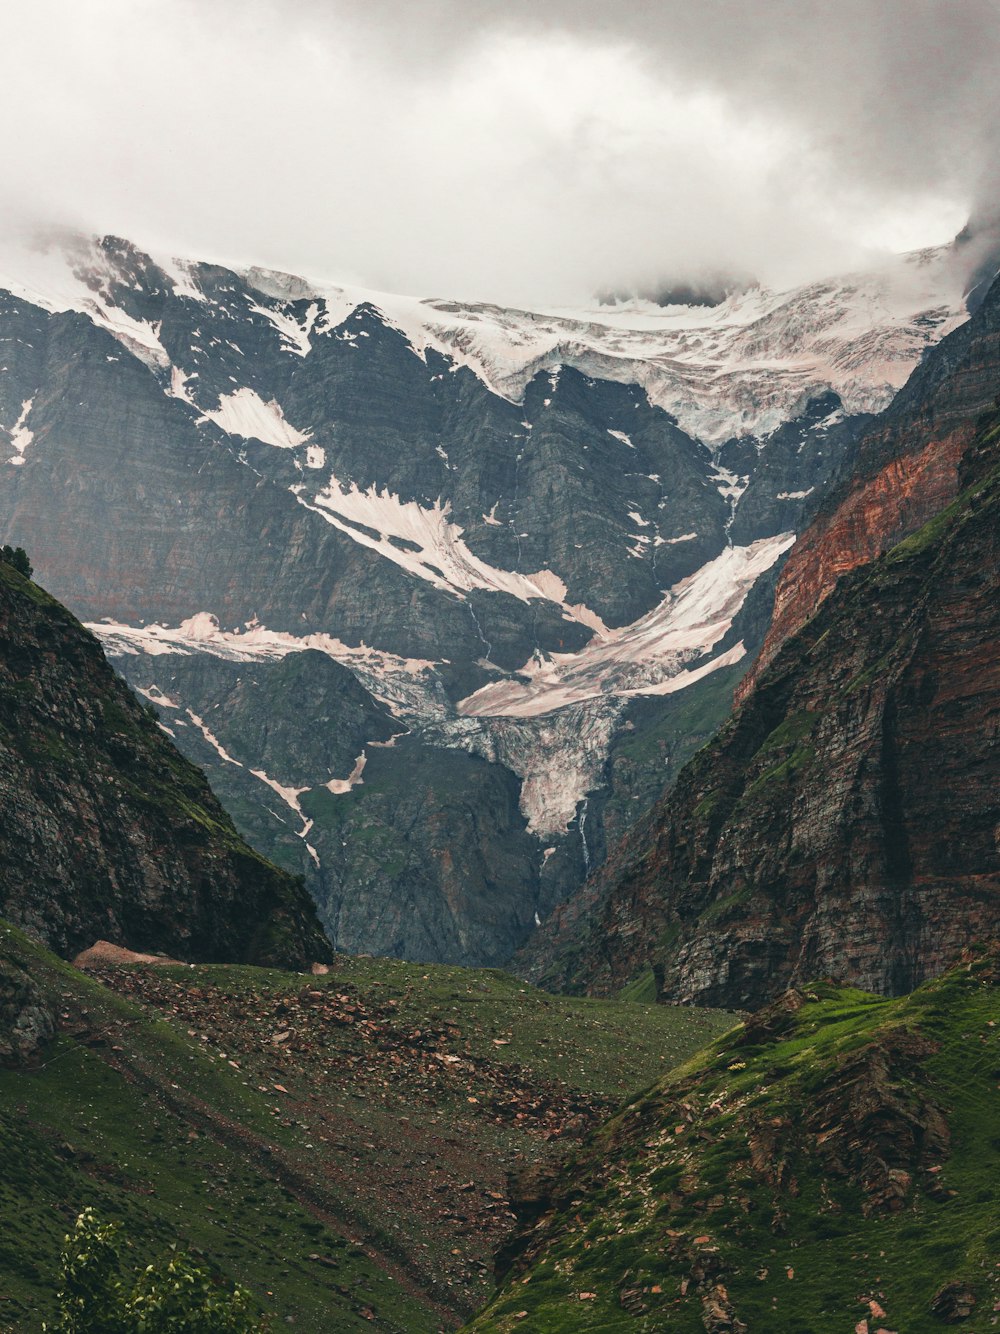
0,558,328,968
524,286,1000,1009
468,950,1000,1333
0,921,732,1331
0,233,971,964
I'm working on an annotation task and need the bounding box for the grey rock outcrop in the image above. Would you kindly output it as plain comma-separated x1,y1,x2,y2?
0,955,54,1066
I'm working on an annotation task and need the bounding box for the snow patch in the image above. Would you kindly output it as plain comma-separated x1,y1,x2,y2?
89,615,445,729
459,534,793,719
155,255,207,303
199,388,311,449
633,641,747,696
248,299,318,356
167,366,195,404
185,710,244,767
5,397,33,465
134,684,179,709
711,464,749,502
89,613,434,672
85,302,169,370
297,478,606,631
250,765,318,862
326,752,367,794
251,767,307,815
305,445,326,470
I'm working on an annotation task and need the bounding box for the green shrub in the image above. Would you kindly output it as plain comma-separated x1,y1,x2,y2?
43,1209,263,1333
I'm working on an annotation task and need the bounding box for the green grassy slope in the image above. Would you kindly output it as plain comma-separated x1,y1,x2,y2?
467,950,1000,1333
0,924,733,1331
0,924,433,1333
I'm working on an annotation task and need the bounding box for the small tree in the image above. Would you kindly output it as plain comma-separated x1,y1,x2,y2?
0,544,32,579
44,1209,263,1333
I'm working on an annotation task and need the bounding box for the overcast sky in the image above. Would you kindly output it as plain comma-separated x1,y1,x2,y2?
2,0,999,304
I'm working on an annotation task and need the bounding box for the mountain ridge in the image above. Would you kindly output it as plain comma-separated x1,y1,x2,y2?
468,949,1000,1332
0,232,977,966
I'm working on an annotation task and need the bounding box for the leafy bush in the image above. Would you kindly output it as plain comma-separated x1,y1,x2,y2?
43,1209,264,1332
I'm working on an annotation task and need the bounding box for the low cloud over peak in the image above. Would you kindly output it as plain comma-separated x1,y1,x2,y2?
2,0,998,305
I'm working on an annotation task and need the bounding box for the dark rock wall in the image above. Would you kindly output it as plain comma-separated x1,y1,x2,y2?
0,561,330,968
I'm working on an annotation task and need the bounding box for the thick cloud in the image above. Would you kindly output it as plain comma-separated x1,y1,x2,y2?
1,0,998,303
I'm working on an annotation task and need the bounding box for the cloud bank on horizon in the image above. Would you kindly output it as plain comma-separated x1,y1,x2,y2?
2,0,999,305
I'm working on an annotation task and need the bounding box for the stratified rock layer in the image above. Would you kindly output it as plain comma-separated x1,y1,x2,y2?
0,560,330,968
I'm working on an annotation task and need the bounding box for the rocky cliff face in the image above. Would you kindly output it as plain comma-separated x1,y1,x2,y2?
0,558,330,968
525,281,1000,1008
0,233,974,965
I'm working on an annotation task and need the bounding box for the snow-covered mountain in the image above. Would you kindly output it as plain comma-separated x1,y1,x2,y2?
253,248,965,444
3,231,968,439
0,232,973,964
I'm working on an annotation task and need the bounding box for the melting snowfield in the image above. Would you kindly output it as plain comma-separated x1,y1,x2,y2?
4,397,34,466
198,387,312,449
90,613,434,672
89,615,446,724
458,534,794,718
91,535,792,838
